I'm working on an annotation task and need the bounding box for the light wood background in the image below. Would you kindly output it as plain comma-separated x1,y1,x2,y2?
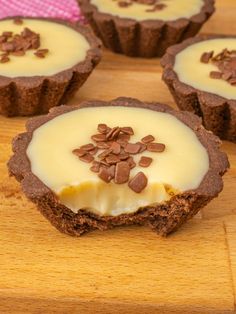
1,0,236,313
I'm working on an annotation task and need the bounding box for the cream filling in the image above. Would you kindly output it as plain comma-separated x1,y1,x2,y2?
26,106,209,216
0,19,90,77
174,38,236,100
90,0,204,22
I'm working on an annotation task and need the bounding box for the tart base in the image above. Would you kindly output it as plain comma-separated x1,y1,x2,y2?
161,35,236,142
78,0,214,58
8,97,229,236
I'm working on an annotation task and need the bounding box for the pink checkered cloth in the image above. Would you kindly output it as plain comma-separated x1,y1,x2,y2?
0,0,82,22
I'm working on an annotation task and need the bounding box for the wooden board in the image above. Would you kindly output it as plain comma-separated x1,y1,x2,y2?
0,0,236,312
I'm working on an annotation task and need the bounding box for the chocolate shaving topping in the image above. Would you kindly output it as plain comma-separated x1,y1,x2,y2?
124,143,140,154
200,48,236,86
91,134,107,142
73,123,166,193
114,161,130,184
90,161,100,173
200,51,214,63
0,21,49,63
121,127,134,135
80,143,95,151
141,134,155,143
139,156,153,167
97,123,108,134
14,18,23,25
127,156,136,169
147,142,165,152
110,141,121,154
0,55,10,63
128,172,148,193
106,154,120,164
79,154,94,163
34,48,49,58
117,0,167,12
98,166,114,183
73,148,86,157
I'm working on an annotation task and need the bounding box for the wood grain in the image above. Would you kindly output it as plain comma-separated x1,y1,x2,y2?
0,0,236,312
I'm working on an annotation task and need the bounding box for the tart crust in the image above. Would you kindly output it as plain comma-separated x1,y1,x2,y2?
0,17,102,117
8,97,229,236
161,34,236,142
78,0,214,58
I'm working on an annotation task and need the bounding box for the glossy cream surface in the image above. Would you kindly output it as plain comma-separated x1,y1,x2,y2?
0,19,90,77
174,38,236,100
90,0,204,21
27,106,209,216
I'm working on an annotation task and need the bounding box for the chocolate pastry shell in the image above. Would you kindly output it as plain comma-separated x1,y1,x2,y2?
78,0,214,58
8,97,229,237
161,34,236,142
0,17,102,117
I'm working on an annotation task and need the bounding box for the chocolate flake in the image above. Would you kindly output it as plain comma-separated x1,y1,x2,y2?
106,154,120,164
98,123,108,134
137,142,146,153
139,156,153,167
128,172,148,193
98,167,114,183
34,49,49,58
13,18,23,25
110,141,121,154
114,161,130,184
72,148,86,157
210,71,222,79
118,1,132,7
80,143,95,151
0,55,10,63
91,133,107,142
127,157,136,169
121,127,134,135
118,0,168,12
98,149,112,159
90,161,101,173
79,154,94,163
200,51,214,63
96,142,110,149
141,135,155,143
106,127,121,140
124,143,140,154
119,152,130,160
147,143,165,152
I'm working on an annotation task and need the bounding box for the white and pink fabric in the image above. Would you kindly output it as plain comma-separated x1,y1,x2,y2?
0,0,83,22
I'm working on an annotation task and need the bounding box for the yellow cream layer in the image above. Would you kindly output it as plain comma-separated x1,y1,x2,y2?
90,0,204,22
27,106,209,216
174,38,236,100
0,19,90,77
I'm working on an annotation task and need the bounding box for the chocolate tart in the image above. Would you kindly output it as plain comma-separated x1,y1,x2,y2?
0,17,101,116
161,35,236,142
8,97,228,236
78,0,214,58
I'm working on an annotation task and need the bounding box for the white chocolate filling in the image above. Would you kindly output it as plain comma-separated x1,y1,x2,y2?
90,0,204,22
0,19,90,77
174,38,236,100
27,106,209,216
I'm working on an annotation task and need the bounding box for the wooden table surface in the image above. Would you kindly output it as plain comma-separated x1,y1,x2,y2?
1,1,236,313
